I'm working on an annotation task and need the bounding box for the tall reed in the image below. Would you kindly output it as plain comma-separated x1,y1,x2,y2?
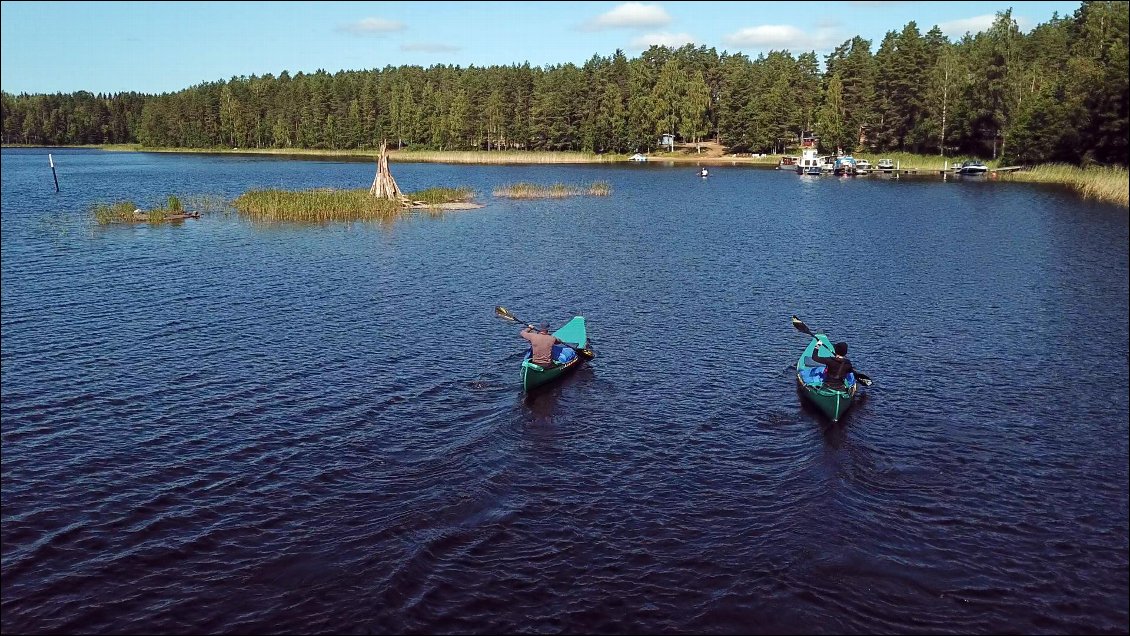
411,187,474,205
233,188,405,222
92,201,139,225
998,164,1129,207
233,187,476,222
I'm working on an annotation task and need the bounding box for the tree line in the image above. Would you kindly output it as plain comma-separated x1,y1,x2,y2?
2,3,1126,166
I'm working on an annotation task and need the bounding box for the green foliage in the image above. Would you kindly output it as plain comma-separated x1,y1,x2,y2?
3,4,1126,167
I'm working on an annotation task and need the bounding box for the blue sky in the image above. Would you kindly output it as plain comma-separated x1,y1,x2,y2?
1,1,1082,95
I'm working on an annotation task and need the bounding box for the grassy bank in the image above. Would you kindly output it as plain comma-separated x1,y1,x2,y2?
996,164,1129,207
493,182,611,198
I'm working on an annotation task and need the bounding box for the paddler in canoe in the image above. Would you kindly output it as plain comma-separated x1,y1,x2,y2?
791,315,873,422
495,306,594,391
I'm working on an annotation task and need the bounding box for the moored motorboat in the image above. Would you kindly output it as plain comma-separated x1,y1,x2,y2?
955,160,988,175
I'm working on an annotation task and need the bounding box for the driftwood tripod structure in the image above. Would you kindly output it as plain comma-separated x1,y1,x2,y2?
369,142,408,203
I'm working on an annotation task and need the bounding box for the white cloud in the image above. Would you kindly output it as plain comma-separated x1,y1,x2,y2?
723,24,841,52
630,32,696,48
338,17,406,36
400,43,461,52
937,14,996,37
938,14,1035,37
584,2,671,31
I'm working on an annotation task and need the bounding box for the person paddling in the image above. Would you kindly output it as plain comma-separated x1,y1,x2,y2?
810,341,854,389
520,322,563,367
700,167,709,178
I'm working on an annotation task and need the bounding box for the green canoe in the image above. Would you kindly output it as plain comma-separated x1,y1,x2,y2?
795,333,859,422
521,316,589,392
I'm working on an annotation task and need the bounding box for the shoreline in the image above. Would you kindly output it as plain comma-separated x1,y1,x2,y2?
5,144,1125,207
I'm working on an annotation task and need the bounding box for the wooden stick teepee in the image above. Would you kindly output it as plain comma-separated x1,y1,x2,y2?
369,141,406,202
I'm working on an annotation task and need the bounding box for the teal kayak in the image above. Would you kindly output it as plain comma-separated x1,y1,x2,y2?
521,316,589,391
795,333,858,422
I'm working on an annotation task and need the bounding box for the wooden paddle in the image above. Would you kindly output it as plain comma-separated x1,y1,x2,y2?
791,315,872,386
495,306,594,359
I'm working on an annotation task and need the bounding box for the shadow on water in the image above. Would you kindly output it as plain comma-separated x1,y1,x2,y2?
521,364,596,421
795,385,872,447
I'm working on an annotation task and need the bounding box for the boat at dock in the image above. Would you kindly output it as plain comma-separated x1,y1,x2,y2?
795,148,824,175
855,159,872,174
955,160,988,175
833,156,857,176
877,158,895,172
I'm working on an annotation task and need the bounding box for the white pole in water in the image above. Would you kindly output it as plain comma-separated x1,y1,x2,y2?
49,154,59,192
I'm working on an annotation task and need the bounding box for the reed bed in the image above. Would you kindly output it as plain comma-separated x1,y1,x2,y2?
233,188,405,222
493,181,612,199
233,187,476,222
91,195,192,224
92,201,140,225
998,164,1129,207
411,186,474,205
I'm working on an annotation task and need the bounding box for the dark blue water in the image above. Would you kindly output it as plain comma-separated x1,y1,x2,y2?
2,148,1127,635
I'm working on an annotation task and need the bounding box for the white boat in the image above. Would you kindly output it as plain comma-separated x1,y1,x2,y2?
855,159,872,174
877,158,895,172
955,160,988,175
795,148,823,175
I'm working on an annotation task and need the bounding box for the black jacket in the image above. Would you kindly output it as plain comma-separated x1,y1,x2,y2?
811,350,853,387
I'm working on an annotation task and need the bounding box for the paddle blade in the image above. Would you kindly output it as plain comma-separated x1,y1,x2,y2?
791,315,814,337
853,371,873,387
495,306,520,323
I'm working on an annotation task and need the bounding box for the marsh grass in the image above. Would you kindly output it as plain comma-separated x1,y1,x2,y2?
493,181,612,199
998,164,1129,207
92,201,139,225
92,194,203,224
232,187,476,222
411,187,474,205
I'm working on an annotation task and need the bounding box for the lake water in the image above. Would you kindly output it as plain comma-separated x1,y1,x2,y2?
2,148,1127,634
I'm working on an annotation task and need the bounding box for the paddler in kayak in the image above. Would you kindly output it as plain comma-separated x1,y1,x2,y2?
520,322,563,367
809,341,854,389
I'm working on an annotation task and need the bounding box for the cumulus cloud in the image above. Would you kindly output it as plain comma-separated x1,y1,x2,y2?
337,17,406,36
723,24,840,52
630,32,696,48
937,14,996,37
938,14,1033,37
584,2,671,31
400,43,461,52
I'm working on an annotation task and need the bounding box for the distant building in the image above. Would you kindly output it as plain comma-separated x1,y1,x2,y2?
801,131,818,149
659,133,675,149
